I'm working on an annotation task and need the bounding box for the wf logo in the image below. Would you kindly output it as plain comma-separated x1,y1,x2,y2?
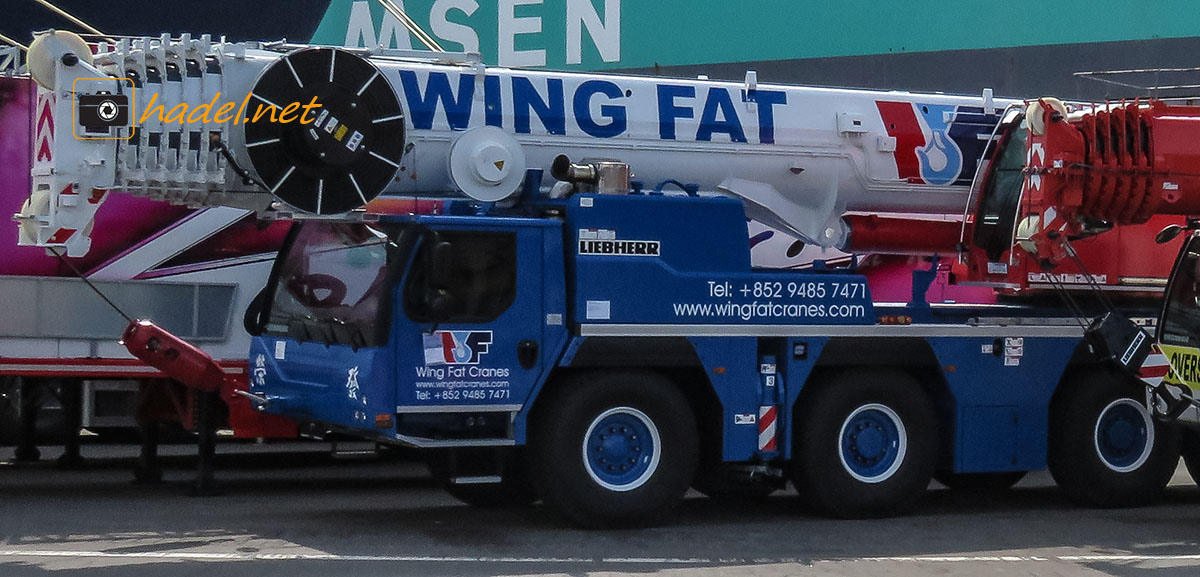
423,331,493,366
915,103,963,186
876,100,991,187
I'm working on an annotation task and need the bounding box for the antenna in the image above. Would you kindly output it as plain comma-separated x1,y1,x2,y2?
373,0,445,52
32,0,116,44
0,32,28,51
1075,66,1200,99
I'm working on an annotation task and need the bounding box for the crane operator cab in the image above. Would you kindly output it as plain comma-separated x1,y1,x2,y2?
1160,235,1200,356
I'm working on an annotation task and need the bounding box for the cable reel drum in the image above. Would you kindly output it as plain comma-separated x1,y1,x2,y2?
242,47,405,215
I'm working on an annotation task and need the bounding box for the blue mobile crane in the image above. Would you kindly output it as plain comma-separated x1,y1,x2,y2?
26,33,1182,527
224,171,1175,527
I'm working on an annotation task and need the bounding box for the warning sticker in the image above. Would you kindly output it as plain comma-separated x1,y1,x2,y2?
1159,344,1200,389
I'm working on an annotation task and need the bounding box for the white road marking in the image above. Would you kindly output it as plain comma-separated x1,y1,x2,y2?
2,550,1200,565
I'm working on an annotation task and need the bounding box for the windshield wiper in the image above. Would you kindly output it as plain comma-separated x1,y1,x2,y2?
329,318,369,350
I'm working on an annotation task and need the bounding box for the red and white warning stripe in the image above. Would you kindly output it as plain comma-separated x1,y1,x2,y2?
1140,349,1171,387
758,405,777,451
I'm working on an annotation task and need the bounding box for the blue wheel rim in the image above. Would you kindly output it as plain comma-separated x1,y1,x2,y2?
838,403,907,483
1094,398,1153,472
583,407,661,492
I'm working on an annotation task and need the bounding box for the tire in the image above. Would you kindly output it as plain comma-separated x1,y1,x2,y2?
1183,429,1200,486
1048,368,1180,508
791,369,938,518
934,471,1027,492
0,377,19,445
0,378,67,446
530,371,698,528
427,448,538,507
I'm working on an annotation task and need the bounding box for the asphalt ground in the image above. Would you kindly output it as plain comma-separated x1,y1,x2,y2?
2,442,1200,577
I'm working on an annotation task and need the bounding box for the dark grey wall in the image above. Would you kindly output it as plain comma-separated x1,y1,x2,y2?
621,37,1200,102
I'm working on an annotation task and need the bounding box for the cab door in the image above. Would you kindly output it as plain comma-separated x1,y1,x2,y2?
391,224,547,420
1158,234,1200,394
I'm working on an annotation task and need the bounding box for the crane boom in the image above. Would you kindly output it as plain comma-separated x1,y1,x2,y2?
18,32,1011,256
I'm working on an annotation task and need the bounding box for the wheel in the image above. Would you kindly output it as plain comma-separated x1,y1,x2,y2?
790,369,938,518
1182,428,1200,486
934,471,1027,492
1048,368,1180,508
0,377,19,445
530,371,698,528
1182,429,1200,486
0,378,67,446
427,448,538,507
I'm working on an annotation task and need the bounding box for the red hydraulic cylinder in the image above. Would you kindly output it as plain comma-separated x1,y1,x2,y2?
121,319,226,393
842,214,967,255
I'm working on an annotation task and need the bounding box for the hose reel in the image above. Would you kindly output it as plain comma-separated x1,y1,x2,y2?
243,47,405,215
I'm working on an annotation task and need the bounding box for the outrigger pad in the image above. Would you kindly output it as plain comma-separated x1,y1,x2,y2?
1085,312,1152,376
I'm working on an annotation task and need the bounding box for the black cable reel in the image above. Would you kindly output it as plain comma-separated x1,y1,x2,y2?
242,47,405,215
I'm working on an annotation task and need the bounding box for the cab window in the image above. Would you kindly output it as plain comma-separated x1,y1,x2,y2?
262,221,401,347
1160,235,1200,348
404,231,518,323
972,112,1027,261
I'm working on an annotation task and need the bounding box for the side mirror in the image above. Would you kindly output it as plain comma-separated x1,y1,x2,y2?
243,287,269,335
1157,225,1185,244
424,240,455,322
429,241,454,289
427,290,454,320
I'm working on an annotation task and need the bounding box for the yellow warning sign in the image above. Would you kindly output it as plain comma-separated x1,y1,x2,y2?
1158,344,1200,390
334,125,348,141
